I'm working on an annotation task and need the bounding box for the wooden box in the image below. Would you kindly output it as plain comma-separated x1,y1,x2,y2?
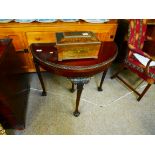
56,31,101,61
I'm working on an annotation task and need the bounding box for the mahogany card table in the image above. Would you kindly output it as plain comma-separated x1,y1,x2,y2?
30,42,117,117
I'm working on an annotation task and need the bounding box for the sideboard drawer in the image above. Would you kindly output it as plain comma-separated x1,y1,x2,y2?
26,32,56,45
96,32,115,41
95,26,117,41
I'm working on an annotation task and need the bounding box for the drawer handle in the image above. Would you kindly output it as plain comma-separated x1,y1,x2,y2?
35,37,41,41
0,35,9,38
110,35,114,39
24,49,29,53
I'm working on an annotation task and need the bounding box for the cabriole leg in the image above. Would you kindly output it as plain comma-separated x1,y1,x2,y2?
98,69,108,91
70,78,90,117
34,61,47,96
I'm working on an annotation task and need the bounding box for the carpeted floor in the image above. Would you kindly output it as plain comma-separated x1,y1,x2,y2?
9,63,155,135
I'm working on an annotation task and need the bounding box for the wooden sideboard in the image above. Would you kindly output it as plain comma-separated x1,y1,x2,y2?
0,20,118,72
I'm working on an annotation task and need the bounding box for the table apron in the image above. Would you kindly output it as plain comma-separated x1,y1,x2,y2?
35,59,112,78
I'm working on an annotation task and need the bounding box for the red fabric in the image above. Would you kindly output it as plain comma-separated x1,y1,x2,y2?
125,56,155,82
128,19,147,49
125,19,155,84
128,47,151,58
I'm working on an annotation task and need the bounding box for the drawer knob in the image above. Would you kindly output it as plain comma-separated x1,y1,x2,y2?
24,49,29,53
110,35,114,39
35,37,41,41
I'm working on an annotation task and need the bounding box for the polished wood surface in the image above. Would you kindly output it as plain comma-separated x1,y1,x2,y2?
0,20,118,72
31,42,117,77
0,39,30,129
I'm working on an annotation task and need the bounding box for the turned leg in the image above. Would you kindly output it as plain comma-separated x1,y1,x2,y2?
70,77,90,117
34,61,47,96
98,69,108,91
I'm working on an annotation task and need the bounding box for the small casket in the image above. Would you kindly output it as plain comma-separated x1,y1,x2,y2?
56,31,101,61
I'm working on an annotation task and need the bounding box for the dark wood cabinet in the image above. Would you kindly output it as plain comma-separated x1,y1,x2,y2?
114,19,129,63
0,39,30,129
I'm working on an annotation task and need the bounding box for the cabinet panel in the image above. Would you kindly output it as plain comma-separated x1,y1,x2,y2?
0,39,30,129
90,25,117,41
96,32,115,41
13,52,30,72
0,32,29,72
0,32,25,51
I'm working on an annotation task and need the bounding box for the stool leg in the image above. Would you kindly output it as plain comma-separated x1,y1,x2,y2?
34,61,47,96
98,69,108,91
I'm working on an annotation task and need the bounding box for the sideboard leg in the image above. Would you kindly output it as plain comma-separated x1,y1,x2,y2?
34,61,47,96
98,69,108,91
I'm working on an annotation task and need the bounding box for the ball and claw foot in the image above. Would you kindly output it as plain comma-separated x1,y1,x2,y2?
73,111,80,117
98,87,103,91
70,88,75,93
42,91,47,96
110,75,115,79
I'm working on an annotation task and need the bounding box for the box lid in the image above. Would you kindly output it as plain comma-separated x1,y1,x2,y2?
56,31,100,45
